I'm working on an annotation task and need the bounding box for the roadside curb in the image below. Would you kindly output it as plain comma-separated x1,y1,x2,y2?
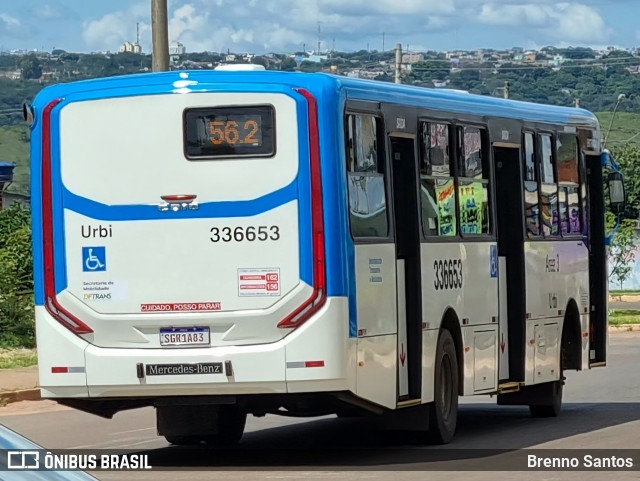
609,324,640,332
0,388,41,405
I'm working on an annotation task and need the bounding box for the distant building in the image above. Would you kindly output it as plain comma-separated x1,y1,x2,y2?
0,70,21,80
305,55,327,63
120,42,142,54
0,161,16,210
402,53,424,64
169,41,186,56
0,191,30,210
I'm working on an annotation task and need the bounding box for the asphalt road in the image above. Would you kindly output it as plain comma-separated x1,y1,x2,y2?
1,332,639,481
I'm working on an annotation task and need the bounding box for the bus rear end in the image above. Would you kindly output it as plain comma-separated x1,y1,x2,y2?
31,71,349,441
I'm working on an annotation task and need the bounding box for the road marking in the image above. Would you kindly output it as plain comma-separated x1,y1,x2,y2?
109,427,156,436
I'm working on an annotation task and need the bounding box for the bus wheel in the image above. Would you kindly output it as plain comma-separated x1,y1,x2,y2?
529,379,563,418
202,406,247,446
427,329,459,444
164,435,202,446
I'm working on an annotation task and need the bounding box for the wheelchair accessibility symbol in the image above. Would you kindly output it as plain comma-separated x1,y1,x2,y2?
83,246,106,272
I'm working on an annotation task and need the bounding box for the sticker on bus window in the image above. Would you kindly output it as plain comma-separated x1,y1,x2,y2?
238,268,280,297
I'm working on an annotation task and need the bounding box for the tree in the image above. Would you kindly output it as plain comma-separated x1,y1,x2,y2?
280,57,297,71
606,146,640,289
19,55,42,80
607,215,636,289
611,146,640,218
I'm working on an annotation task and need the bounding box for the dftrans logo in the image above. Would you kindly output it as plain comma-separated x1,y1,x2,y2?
7,450,40,470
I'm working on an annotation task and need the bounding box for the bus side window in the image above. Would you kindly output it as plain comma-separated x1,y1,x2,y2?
419,122,456,237
539,133,559,237
346,114,389,238
457,125,491,235
523,132,540,236
557,133,581,235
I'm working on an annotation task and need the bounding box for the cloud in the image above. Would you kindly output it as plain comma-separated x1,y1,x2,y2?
0,13,20,28
33,4,65,20
78,0,615,54
478,3,610,43
81,3,150,52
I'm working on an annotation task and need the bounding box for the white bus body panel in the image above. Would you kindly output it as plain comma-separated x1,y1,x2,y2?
354,244,397,409
36,298,353,398
421,242,499,396
57,93,302,349
523,240,589,385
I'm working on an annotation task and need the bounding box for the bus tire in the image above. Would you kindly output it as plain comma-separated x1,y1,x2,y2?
427,329,459,444
164,435,202,446
529,379,563,418
202,406,246,446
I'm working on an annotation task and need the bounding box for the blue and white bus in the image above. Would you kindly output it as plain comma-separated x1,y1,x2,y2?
28,66,625,444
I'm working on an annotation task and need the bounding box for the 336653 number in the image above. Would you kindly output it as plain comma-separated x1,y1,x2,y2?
210,225,280,243
434,259,463,290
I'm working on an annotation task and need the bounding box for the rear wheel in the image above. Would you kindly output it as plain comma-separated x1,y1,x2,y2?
202,406,246,445
529,378,563,417
158,404,246,446
427,329,459,444
164,435,202,446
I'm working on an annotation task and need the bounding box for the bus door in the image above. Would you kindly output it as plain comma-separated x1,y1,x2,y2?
493,144,527,383
389,135,423,402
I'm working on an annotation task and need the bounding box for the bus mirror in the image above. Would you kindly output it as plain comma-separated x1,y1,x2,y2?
22,103,34,126
608,171,626,215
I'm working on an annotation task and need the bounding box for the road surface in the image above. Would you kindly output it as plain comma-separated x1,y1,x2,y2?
1,332,639,481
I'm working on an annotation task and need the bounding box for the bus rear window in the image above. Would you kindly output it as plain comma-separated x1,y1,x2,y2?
184,106,275,159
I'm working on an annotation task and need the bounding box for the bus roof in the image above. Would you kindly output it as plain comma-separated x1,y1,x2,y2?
32,70,598,130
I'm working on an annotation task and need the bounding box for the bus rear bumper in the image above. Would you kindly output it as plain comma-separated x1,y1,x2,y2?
35,298,354,399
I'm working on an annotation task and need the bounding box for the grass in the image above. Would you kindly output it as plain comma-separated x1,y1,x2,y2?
0,349,37,370
0,125,30,194
609,309,640,325
595,111,640,148
610,289,640,295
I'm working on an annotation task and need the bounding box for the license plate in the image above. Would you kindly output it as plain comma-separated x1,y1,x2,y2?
160,327,210,347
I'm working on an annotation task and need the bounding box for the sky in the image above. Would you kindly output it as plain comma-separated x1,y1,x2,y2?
0,0,639,55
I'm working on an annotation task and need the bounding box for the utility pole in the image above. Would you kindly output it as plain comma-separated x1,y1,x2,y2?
575,98,580,108
395,43,402,84
503,80,510,99
382,32,385,52
151,0,169,72
317,22,321,53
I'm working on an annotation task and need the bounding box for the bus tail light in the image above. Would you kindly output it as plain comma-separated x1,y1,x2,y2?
278,88,327,329
42,99,93,335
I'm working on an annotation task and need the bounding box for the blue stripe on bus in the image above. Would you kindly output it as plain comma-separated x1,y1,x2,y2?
31,70,598,316
314,87,357,337
60,181,298,221
31,81,317,300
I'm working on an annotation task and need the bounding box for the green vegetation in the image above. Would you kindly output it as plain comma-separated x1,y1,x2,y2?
595,112,640,149
0,125,30,194
609,309,640,325
610,290,640,295
606,145,640,289
0,204,34,348
0,349,37,370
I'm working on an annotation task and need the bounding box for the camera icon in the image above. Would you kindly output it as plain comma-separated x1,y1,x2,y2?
7,450,40,470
